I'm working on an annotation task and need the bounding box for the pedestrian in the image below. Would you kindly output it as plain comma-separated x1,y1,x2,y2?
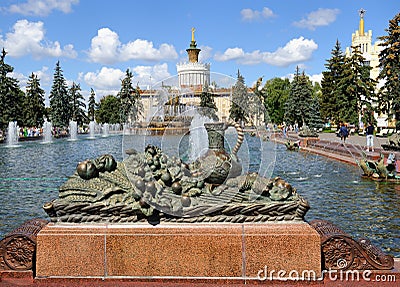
366,122,374,152
339,122,349,143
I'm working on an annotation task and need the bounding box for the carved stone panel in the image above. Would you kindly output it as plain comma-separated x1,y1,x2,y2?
0,218,48,271
310,219,394,270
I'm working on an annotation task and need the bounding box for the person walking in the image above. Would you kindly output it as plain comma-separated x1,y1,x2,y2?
366,122,374,152
339,122,349,143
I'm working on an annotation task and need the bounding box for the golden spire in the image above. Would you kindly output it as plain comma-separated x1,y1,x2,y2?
358,8,366,36
191,27,196,42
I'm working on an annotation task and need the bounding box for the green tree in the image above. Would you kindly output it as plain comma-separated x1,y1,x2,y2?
69,82,87,126
229,70,249,125
49,61,70,127
23,73,46,127
320,40,346,126
199,83,218,120
118,69,143,123
338,45,376,125
308,97,324,131
261,77,290,125
87,88,96,122
284,67,314,127
376,12,400,130
0,48,25,131
95,95,121,124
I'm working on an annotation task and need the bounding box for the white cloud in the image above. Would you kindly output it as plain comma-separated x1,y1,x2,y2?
264,37,318,66
293,8,340,30
0,20,77,59
132,63,171,87
88,28,178,64
83,67,125,90
214,48,244,61
4,0,79,16
241,7,275,22
120,40,177,62
81,64,172,98
87,28,120,64
214,37,318,67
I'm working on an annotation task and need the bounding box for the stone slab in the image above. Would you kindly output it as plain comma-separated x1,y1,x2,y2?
35,222,321,280
36,225,106,277
243,223,322,279
105,224,243,277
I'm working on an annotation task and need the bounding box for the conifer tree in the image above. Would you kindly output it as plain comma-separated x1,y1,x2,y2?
49,61,70,127
339,45,376,125
229,70,249,125
69,82,87,126
284,67,313,127
308,97,324,131
87,88,96,122
377,12,400,130
118,69,143,123
199,82,218,120
23,73,45,127
0,48,25,131
320,40,346,126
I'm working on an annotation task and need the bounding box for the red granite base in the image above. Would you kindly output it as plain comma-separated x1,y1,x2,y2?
35,222,321,281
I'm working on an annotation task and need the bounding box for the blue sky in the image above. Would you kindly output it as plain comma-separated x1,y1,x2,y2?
0,0,398,103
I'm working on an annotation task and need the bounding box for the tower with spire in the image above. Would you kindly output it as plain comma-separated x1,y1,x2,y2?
176,28,210,92
345,8,381,80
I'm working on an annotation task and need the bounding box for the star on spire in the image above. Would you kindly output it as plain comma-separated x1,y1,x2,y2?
359,8,366,19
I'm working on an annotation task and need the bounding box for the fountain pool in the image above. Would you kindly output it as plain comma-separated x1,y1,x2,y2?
0,134,398,257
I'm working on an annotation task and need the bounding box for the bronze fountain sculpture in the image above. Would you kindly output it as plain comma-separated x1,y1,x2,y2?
43,120,310,224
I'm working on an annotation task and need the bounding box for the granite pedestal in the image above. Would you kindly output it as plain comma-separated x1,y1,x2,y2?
35,222,321,281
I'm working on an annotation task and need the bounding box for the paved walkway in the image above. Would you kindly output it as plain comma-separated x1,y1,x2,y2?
317,132,390,150
274,132,396,168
